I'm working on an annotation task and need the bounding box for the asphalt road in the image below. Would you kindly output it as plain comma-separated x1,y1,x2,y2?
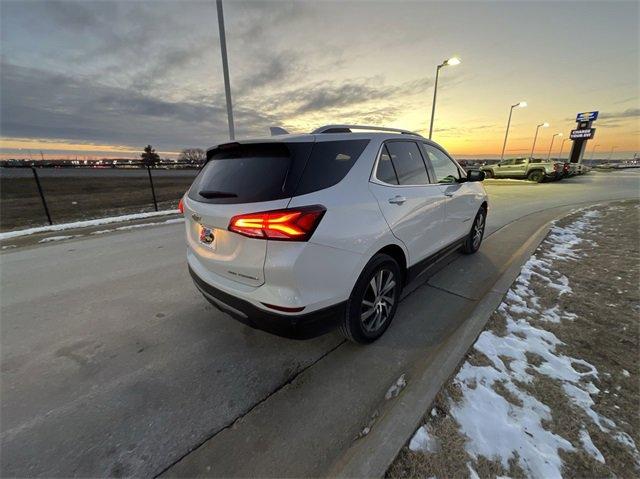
1,171,638,477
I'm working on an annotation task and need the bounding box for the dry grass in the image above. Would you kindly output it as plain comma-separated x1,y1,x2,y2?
0,173,194,231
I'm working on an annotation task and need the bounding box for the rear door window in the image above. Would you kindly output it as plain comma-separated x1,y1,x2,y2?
294,140,369,196
383,141,430,185
188,142,312,204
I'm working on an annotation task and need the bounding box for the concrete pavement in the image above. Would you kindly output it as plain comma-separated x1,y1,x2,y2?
1,171,638,477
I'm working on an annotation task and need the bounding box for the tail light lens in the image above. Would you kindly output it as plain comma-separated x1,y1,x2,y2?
229,205,326,241
178,197,184,214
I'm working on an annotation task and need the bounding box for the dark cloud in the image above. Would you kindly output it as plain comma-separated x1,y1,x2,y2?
598,108,639,120
42,0,114,30
235,51,304,95
295,77,431,114
0,63,275,150
250,76,432,116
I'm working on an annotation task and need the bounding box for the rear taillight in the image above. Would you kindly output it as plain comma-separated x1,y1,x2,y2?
228,205,326,241
178,197,184,214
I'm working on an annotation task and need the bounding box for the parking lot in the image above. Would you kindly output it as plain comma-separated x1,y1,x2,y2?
0,170,637,477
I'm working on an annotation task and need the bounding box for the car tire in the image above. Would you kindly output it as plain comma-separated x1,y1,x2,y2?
527,170,544,182
461,207,486,254
484,170,494,178
339,253,402,344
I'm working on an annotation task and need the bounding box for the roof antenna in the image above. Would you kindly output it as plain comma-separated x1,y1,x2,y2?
270,126,289,136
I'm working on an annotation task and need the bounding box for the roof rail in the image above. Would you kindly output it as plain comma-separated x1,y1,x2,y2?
311,124,423,136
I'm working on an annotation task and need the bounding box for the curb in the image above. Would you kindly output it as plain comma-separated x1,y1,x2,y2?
329,214,557,478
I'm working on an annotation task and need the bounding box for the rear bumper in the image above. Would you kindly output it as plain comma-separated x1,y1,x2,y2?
189,266,345,339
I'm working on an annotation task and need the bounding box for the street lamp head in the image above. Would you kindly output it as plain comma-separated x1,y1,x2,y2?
444,57,461,66
541,122,549,128
555,133,562,137
518,101,527,108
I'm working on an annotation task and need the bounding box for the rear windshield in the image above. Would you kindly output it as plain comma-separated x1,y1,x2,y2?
188,142,312,204
188,140,369,204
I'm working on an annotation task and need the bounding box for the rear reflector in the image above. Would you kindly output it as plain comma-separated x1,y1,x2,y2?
261,302,305,313
229,205,326,241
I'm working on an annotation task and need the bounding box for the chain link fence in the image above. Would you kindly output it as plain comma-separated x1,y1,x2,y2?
0,163,200,232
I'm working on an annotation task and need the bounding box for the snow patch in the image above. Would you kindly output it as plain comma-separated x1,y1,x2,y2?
38,235,77,243
90,218,184,235
385,374,407,400
579,428,605,463
409,425,441,453
0,209,180,240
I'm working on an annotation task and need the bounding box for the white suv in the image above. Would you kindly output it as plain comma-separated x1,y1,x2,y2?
181,125,487,343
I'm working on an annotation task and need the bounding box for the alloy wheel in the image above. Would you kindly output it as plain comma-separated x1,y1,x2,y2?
360,269,396,333
473,212,485,249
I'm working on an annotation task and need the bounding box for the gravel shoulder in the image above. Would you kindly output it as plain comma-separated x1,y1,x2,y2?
387,199,640,478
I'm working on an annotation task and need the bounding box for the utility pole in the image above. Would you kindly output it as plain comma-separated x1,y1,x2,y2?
216,0,235,140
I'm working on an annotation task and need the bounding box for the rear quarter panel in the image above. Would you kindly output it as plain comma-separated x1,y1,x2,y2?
285,137,409,304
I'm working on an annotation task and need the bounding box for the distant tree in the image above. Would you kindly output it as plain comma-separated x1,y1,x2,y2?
141,145,160,167
178,148,206,165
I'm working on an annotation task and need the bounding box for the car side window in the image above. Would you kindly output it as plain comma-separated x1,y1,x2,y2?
499,159,514,166
375,145,399,184
514,158,527,165
383,141,430,185
423,144,460,184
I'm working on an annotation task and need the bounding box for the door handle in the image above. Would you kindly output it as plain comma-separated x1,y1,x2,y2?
388,195,406,205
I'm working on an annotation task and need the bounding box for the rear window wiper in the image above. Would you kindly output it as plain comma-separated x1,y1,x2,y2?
199,190,238,199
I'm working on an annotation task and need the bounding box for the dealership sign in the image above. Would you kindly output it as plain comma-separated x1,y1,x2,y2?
576,111,599,122
570,128,596,140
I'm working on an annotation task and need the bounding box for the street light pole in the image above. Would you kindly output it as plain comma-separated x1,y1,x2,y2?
547,133,562,160
216,0,235,141
428,56,460,139
529,122,549,160
558,137,569,159
500,101,527,160
608,146,617,160
590,143,600,160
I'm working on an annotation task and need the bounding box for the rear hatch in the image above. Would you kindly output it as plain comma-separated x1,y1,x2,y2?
184,141,314,287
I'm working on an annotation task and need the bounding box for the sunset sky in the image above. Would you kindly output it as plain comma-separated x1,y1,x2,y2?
1,0,638,160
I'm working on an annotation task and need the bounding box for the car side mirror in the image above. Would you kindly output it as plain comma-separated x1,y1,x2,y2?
467,170,485,182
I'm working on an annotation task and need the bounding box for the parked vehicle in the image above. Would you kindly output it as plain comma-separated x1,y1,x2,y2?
180,125,488,343
481,157,562,182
